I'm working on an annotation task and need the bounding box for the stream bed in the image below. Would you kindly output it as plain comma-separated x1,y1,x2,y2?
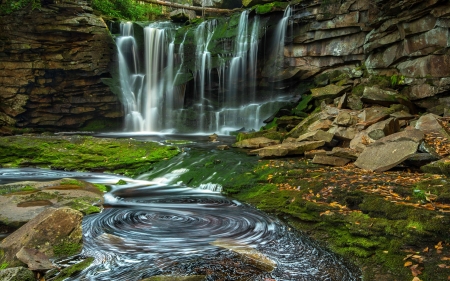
0,134,361,281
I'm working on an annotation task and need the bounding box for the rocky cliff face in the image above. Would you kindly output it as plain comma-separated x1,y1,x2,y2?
271,0,450,115
0,0,122,133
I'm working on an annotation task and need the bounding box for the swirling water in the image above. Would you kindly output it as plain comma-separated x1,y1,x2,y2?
0,135,361,280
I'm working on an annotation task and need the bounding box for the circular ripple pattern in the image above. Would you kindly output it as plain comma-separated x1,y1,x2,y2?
71,185,360,281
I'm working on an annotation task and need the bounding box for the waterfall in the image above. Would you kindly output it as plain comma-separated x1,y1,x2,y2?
272,5,292,69
116,11,290,134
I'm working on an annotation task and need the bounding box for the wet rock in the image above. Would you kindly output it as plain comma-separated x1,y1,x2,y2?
287,112,324,138
0,207,83,267
251,141,326,158
209,133,219,142
233,137,280,149
0,267,35,281
0,178,103,228
354,130,424,172
405,153,440,167
312,155,351,166
141,275,206,281
210,239,276,272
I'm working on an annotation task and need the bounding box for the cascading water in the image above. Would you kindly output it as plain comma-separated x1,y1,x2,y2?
116,11,292,134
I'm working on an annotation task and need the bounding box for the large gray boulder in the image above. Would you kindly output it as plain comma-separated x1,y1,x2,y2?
354,129,424,172
0,207,83,267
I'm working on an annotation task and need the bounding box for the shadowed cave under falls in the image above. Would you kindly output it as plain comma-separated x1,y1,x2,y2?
117,9,295,134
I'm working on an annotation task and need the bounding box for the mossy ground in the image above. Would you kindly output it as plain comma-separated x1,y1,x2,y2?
0,135,179,177
222,159,450,281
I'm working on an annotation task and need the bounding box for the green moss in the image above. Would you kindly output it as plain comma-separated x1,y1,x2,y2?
53,257,94,281
0,136,179,177
53,240,82,258
0,262,8,269
61,179,84,186
93,183,109,193
65,197,102,215
0,0,40,15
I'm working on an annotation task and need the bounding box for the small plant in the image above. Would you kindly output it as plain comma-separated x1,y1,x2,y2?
116,179,127,185
0,262,8,270
390,75,405,87
0,0,41,15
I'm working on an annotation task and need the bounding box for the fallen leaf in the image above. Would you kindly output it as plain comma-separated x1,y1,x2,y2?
404,261,413,267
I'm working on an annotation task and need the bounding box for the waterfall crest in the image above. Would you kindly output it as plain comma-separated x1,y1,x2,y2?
116,12,290,134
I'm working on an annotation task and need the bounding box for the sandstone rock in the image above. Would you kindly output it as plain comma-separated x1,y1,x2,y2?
297,130,334,143
405,153,440,167
328,125,357,140
311,84,351,100
16,247,54,271
0,207,83,267
354,130,423,172
305,149,327,159
312,155,351,166
350,131,375,152
0,267,34,281
361,87,402,106
233,137,280,149
397,55,450,78
210,239,276,272
251,141,326,158
334,110,358,127
287,112,324,138
328,147,360,160
366,117,399,140
415,113,450,138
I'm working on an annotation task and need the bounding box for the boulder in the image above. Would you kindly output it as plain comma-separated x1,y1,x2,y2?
233,137,280,149
312,155,351,166
350,131,375,152
251,141,326,158
0,207,83,267
0,267,34,281
415,113,450,139
328,125,357,140
354,130,423,172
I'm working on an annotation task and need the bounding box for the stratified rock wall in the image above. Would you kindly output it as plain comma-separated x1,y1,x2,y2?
0,0,122,132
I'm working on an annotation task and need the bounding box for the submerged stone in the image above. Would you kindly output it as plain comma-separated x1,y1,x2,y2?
210,239,276,272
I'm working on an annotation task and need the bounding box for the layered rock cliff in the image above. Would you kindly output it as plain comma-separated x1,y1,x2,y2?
0,0,122,133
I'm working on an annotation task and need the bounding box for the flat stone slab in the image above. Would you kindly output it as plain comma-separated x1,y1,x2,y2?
312,155,351,166
233,137,280,149
210,239,276,272
355,140,419,172
250,140,325,158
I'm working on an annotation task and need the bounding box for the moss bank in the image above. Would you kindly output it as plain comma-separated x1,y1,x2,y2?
222,159,450,281
0,135,179,177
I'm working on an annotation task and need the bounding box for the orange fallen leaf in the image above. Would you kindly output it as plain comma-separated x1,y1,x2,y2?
404,261,413,267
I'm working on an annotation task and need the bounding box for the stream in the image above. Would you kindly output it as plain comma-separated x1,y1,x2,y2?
0,134,361,281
